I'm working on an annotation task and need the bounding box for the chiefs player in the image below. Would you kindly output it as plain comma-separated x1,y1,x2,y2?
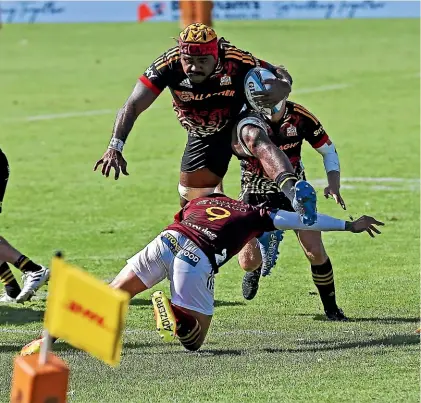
21,194,383,355
234,98,348,321
93,23,317,226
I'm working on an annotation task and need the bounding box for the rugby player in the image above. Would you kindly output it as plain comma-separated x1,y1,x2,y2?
0,149,50,303
21,194,383,354
235,98,348,320
93,23,317,226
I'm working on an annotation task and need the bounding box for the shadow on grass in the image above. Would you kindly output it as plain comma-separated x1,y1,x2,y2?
129,299,246,308
296,313,420,324
263,334,420,354
0,306,43,326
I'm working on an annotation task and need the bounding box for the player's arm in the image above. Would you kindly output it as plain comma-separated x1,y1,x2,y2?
94,53,170,180
232,118,297,203
297,104,346,210
272,210,384,238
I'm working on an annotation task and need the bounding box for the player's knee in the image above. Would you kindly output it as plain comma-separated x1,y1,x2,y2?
303,242,328,264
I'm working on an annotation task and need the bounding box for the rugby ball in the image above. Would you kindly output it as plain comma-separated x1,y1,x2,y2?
244,67,286,117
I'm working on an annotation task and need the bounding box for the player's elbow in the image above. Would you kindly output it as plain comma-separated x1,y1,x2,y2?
241,126,270,157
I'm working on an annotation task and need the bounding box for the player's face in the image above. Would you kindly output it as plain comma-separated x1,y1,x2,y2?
180,54,216,83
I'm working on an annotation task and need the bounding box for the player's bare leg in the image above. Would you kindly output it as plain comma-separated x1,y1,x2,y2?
296,230,347,321
238,240,264,300
179,168,222,207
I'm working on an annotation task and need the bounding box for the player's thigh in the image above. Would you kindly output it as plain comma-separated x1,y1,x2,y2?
169,246,215,316
295,230,327,261
112,235,169,298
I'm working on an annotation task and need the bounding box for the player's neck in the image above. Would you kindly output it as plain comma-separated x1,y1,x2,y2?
270,104,286,123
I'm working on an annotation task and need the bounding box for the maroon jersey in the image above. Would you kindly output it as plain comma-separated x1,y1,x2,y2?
166,195,275,270
240,101,330,194
140,40,272,138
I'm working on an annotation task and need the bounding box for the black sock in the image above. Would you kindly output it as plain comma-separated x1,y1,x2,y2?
0,262,21,298
14,255,42,273
311,258,337,312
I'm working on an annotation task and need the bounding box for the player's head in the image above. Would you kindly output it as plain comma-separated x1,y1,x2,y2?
178,23,218,83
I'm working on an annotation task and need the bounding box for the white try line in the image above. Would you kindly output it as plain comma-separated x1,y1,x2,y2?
2,83,351,123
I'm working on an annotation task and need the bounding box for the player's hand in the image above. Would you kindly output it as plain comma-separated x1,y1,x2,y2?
348,216,384,237
324,186,346,210
252,78,291,109
93,149,129,180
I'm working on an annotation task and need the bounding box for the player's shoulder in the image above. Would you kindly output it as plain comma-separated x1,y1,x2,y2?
152,45,181,69
219,39,255,66
289,101,320,124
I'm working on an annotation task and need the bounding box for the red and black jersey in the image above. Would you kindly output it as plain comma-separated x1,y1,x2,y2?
240,101,330,194
140,39,272,138
166,195,275,271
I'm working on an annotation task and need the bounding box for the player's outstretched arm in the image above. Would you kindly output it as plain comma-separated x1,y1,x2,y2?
94,81,159,180
272,210,384,237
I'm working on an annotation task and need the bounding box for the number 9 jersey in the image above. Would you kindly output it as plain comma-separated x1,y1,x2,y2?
166,194,275,271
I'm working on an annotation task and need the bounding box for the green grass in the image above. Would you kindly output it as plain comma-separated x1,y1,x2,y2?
0,19,420,402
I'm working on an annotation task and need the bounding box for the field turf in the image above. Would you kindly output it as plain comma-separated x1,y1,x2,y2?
0,19,419,402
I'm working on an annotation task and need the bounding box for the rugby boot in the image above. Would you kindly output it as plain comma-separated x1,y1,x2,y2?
16,266,50,303
292,180,317,226
242,267,262,300
21,336,45,356
257,230,284,276
325,307,349,322
152,291,177,342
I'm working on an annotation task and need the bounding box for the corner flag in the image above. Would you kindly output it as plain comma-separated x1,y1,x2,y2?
44,257,130,366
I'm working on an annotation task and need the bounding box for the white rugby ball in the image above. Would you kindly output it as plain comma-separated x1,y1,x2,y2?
244,67,286,116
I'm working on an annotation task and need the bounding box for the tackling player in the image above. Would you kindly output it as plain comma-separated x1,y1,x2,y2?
93,23,317,226
235,97,348,320
21,194,383,354
0,149,50,303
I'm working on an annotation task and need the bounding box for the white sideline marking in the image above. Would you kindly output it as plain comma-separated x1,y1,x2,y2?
23,109,115,122
2,83,350,123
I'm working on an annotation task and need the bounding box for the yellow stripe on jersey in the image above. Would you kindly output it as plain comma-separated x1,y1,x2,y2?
294,105,320,124
225,53,255,65
154,48,179,66
156,56,180,70
225,49,254,61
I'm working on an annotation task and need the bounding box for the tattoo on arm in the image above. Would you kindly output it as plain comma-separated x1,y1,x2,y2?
111,81,159,143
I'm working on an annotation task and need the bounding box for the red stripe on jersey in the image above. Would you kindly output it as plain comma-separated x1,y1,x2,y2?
312,134,330,149
139,75,162,95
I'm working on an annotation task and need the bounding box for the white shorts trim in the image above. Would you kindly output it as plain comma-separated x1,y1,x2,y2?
127,230,215,315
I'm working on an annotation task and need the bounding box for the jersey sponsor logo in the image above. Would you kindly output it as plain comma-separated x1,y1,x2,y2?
279,141,300,151
161,232,200,266
179,78,193,88
286,125,298,137
144,66,157,80
220,74,232,86
314,126,325,136
183,221,217,240
174,89,235,102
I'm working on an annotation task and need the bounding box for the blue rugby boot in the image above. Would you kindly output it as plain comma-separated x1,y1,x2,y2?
292,180,317,226
258,230,284,277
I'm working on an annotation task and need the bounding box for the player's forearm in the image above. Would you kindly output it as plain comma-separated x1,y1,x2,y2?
271,210,347,232
110,100,140,146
